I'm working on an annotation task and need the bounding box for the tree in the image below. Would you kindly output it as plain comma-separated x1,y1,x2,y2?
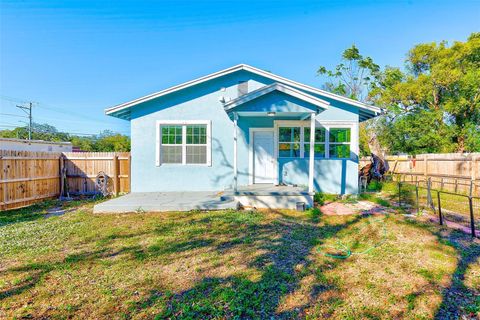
0,122,69,141
0,124,131,152
318,45,384,157
371,33,480,153
318,44,380,102
95,130,130,152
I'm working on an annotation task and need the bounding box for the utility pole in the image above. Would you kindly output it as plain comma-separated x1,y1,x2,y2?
16,102,33,140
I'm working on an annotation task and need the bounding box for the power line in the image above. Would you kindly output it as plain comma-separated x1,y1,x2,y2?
1,95,129,135
0,95,29,104
1,95,106,124
0,124,22,128
0,123,127,137
0,113,29,118
0,122,23,126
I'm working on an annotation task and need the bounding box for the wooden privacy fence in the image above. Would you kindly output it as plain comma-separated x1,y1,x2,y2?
0,150,131,211
360,153,480,196
62,152,130,196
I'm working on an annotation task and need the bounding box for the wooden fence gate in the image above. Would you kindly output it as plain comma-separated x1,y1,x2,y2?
0,150,131,211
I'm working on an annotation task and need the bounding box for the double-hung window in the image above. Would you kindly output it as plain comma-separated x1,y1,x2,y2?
329,128,351,158
157,121,211,166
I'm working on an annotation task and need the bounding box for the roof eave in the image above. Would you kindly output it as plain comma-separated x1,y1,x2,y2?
105,63,381,119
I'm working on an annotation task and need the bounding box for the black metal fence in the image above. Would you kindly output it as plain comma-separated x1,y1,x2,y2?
391,175,479,238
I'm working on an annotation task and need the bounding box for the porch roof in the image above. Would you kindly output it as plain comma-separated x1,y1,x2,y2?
224,82,329,116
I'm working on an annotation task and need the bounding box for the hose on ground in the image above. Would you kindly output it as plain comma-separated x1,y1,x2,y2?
318,216,388,259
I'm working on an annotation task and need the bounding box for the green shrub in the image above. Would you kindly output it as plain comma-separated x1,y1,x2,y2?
314,192,337,205
367,180,383,191
306,207,322,223
381,181,398,194
314,192,325,205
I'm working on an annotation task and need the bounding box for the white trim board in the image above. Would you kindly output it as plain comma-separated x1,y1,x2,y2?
106,64,381,118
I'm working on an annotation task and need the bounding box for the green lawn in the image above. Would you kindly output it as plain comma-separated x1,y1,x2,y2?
1,199,479,319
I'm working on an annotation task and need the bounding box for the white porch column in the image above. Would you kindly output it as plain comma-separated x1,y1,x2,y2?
233,112,238,192
308,112,315,193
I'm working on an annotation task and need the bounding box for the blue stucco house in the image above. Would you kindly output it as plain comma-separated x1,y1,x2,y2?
104,64,380,209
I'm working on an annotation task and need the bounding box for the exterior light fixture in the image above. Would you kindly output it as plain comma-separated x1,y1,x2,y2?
267,112,276,117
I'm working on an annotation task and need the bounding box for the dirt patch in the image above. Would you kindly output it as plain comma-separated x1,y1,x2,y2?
320,201,394,216
45,207,75,218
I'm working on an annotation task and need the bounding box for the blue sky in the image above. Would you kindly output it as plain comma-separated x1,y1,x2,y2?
1,0,479,136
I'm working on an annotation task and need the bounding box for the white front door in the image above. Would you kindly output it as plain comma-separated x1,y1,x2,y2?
253,130,275,184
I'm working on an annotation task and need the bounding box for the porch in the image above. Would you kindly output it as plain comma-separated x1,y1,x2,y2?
227,82,331,195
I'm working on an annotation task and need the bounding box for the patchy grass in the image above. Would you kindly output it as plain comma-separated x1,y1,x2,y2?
313,192,338,206
1,200,479,319
359,193,391,207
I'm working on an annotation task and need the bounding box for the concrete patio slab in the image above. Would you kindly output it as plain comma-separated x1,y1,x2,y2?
221,184,313,209
93,191,239,213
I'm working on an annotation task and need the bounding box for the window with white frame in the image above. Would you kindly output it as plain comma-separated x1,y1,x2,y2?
276,122,353,159
278,127,301,158
304,127,326,158
157,121,211,165
329,128,351,158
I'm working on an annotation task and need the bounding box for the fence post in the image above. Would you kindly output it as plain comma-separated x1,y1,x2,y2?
113,153,119,196
469,197,476,237
424,155,428,178
437,191,443,225
416,183,419,214
472,155,478,196
59,155,65,198
398,182,401,208
128,153,132,192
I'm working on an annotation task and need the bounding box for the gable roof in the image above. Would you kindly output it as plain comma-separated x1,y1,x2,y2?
223,82,330,112
106,64,381,121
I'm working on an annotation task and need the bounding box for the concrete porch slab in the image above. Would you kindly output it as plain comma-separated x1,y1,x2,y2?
222,184,314,209
93,191,239,213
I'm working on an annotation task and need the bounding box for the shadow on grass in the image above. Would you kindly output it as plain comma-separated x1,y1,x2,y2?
434,231,480,319
0,200,57,227
399,218,480,319
0,197,98,227
129,211,362,319
0,245,143,301
4,205,478,318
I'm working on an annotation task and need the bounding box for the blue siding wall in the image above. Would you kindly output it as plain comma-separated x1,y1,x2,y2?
129,70,359,194
279,159,358,194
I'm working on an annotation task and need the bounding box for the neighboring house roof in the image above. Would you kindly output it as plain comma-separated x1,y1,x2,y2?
223,82,330,112
106,64,381,121
0,137,72,146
